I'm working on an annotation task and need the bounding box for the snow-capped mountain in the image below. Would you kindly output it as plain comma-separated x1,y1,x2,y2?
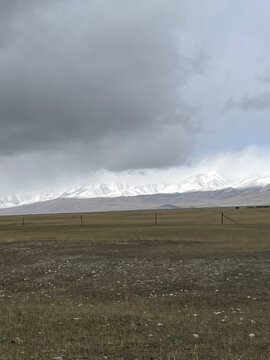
0,172,269,209
180,173,226,192
61,172,227,199
231,175,270,189
0,192,59,209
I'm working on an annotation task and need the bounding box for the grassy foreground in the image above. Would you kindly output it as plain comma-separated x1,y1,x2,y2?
0,207,269,359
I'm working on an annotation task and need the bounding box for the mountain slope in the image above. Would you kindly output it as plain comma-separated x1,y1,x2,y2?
0,185,269,215
0,172,269,210
231,175,270,189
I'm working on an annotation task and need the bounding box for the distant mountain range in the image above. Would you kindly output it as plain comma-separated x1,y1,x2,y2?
0,173,270,215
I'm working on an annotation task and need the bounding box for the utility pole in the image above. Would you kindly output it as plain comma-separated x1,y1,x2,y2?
80,215,83,225
221,211,224,225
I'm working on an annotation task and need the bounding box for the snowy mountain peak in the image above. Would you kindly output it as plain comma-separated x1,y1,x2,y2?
180,172,226,192
0,172,269,209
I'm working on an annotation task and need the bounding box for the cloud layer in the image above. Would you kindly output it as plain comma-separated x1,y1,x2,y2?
0,0,198,172
0,1,270,196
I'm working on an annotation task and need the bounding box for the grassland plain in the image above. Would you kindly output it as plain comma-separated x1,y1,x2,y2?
0,207,269,359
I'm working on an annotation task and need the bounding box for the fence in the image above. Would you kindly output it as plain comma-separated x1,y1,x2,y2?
0,207,270,228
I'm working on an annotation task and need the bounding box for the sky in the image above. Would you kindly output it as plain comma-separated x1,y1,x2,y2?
0,0,270,196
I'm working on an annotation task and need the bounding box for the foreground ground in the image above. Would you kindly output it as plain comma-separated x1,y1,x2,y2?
0,208,269,359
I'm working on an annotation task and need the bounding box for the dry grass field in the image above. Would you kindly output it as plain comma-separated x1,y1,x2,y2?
0,207,269,359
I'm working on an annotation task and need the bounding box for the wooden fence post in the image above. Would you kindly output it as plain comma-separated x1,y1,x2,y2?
221,211,224,225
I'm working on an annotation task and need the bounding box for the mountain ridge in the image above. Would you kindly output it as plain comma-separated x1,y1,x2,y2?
0,172,270,210
0,184,270,215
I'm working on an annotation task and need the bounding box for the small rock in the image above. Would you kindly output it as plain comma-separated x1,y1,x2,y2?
11,337,23,344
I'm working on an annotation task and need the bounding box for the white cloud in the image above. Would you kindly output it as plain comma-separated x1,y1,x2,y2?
0,145,268,198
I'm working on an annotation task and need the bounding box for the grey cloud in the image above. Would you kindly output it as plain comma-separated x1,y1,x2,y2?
224,93,270,112
257,73,270,84
190,51,209,75
92,124,193,171
2,0,270,197
0,0,199,171
0,1,54,46
0,123,193,197
241,93,270,110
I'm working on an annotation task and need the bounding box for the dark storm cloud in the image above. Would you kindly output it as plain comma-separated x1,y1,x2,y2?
0,0,197,170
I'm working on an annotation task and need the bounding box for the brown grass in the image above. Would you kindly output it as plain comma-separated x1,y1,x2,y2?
0,207,269,359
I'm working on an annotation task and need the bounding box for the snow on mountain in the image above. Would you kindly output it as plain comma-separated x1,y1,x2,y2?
0,172,269,209
61,182,169,198
0,192,59,209
60,172,227,199
179,172,227,192
231,175,270,189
